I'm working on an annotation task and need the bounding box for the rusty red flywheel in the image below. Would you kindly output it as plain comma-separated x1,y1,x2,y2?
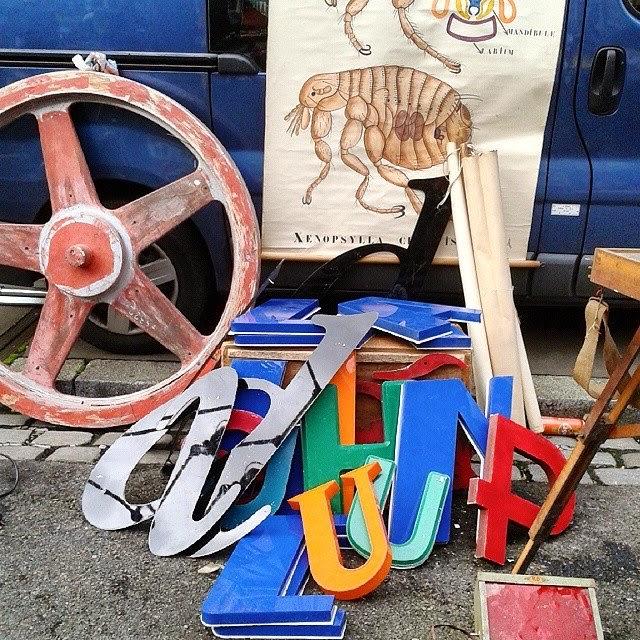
0,71,260,427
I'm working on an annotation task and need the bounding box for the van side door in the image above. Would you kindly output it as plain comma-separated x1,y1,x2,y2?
574,0,640,288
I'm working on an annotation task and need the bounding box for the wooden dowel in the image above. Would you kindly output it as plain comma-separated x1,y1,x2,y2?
446,143,493,409
260,249,541,268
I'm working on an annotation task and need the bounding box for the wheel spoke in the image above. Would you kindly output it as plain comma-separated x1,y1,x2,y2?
105,306,131,334
23,286,92,387
141,257,177,287
0,224,41,271
112,268,205,362
36,106,100,213
114,169,213,251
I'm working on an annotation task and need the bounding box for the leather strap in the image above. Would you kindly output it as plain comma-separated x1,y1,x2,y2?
573,297,640,409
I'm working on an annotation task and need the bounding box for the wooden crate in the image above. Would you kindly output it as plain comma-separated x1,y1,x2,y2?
221,332,472,389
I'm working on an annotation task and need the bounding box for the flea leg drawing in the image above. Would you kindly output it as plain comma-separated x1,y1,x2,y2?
392,0,461,73
341,97,405,215
344,0,372,55
364,125,422,215
304,109,333,205
287,67,472,216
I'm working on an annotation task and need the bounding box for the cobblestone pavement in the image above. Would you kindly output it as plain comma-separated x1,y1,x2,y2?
2,463,640,639
1,405,640,486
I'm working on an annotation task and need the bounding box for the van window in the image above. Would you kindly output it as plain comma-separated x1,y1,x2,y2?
209,0,268,70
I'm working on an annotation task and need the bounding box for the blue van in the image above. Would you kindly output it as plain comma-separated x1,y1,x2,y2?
0,0,637,353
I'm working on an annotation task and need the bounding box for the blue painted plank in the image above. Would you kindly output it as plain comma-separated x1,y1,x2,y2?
487,376,514,418
389,381,458,545
344,298,481,323
234,334,324,347
416,325,471,350
231,299,320,332
338,300,452,343
231,320,325,335
211,609,347,639
201,516,337,625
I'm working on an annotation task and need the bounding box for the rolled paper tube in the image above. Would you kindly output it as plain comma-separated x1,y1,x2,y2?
478,151,541,430
517,322,544,432
446,142,493,410
463,153,525,424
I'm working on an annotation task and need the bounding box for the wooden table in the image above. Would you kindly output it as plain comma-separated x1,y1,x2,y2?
513,248,640,573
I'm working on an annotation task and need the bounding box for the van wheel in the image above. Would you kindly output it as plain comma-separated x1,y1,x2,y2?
80,221,216,355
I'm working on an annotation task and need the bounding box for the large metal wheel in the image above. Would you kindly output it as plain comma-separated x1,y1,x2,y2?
0,71,260,427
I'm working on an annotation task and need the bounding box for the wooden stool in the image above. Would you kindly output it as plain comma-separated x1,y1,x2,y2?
514,248,640,573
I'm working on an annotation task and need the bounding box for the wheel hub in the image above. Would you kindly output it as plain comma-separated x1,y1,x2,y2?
39,208,128,298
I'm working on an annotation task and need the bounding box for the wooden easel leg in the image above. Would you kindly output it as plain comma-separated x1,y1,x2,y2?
513,325,640,574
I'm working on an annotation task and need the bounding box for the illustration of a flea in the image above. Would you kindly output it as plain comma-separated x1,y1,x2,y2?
326,0,461,72
286,65,472,216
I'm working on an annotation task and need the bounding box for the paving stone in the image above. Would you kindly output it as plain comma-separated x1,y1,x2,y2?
69,338,178,362
93,432,125,446
0,428,33,445
593,468,640,486
155,433,174,448
533,375,640,424
10,358,85,394
622,453,640,468
139,450,170,465
94,432,172,448
0,413,29,427
590,451,617,467
75,360,180,397
47,447,101,463
546,436,578,454
511,466,524,481
31,430,93,447
0,445,45,461
534,375,594,417
602,438,640,451
528,464,593,485
30,421,57,431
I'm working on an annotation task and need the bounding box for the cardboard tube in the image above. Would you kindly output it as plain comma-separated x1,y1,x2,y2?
446,143,492,409
517,326,544,432
478,151,542,431
463,154,525,425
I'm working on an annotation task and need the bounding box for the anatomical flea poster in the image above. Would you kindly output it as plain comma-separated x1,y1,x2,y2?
262,0,567,260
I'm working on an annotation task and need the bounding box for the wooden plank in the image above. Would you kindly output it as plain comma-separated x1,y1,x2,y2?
591,248,640,300
610,423,640,439
261,249,541,268
222,334,470,366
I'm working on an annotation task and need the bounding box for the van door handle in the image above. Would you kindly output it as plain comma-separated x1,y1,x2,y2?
588,47,626,115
